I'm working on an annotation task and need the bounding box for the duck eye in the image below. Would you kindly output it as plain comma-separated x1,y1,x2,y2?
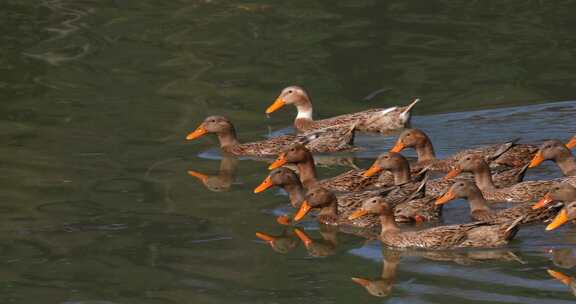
288,90,293,94
465,157,470,161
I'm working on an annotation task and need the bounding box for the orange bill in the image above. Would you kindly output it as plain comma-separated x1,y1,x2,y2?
528,151,545,168
390,141,406,153
187,170,209,184
276,215,291,225
293,201,312,221
435,189,456,205
546,209,569,231
547,269,573,286
186,124,207,140
351,277,371,287
444,167,461,180
348,208,369,220
265,97,286,114
255,232,275,243
567,136,576,149
532,193,553,210
294,228,313,247
254,176,274,193
363,163,382,177
268,153,287,170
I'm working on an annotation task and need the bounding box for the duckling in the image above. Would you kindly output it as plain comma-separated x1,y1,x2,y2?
266,86,419,134
529,139,576,176
348,197,522,249
186,115,356,157
390,129,536,171
435,180,562,224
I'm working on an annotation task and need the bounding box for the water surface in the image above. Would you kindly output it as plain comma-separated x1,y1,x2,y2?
2,1,576,303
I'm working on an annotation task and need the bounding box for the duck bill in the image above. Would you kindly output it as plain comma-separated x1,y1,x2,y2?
265,97,286,114
348,208,369,220
186,124,207,140
567,137,576,149
363,163,382,177
268,153,287,170
435,190,456,205
444,167,461,180
547,269,573,286
546,209,569,231
390,141,405,153
254,176,273,193
293,201,312,221
528,151,545,168
532,193,553,210
351,277,371,287
255,232,276,243
187,170,209,184
294,228,313,247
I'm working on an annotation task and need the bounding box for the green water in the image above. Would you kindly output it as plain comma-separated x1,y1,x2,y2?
2,1,576,303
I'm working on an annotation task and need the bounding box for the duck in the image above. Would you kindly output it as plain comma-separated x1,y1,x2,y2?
187,156,238,192
390,128,537,171
292,226,339,257
545,201,576,231
186,115,357,157
547,269,576,296
435,180,562,225
266,86,419,134
528,139,576,176
444,153,556,203
347,197,522,250
253,167,306,208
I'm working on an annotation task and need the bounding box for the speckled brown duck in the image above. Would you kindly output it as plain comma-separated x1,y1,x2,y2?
445,154,557,203
266,86,419,134
529,139,576,176
186,115,357,157
435,180,562,225
348,197,522,249
390,129,537,171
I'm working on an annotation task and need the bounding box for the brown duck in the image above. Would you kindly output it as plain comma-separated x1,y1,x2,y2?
532,182,576,210
529,139,576,176
266,86,419,134
348,197,522,249
435,180,562,225
186,115,357,157
390,128,537,171
445,154,556,203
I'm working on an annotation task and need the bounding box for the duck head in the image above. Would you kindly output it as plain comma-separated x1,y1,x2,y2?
268,144,313,170
533,183,576,209
293,186,338,222
266,86,312,116
254,167,301,193
390,128,431,152
363,152,410,180
444,154,485,179
529,140,573,168
186,115,235,140
436,180,479,205
348,197,392,220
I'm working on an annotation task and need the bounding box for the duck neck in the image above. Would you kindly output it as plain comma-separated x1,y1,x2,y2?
294,102,314,131
297,158,318,188
283,183,306,208
466,188,491,214
382,259,398,281
379,209,400,238
555,153,576,176
318,201,338,221
415,140,437,162
391,164,411,185
472,163,497,192
219,157,238,177
216,128,240,150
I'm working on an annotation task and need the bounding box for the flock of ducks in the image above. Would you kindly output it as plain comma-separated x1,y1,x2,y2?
186,86,576,296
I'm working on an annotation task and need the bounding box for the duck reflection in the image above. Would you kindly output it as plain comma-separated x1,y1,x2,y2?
548,248,576,269
351,249,400,297
293,225,338,257
187,156,238,192
255,229,299,254
547,269,576,296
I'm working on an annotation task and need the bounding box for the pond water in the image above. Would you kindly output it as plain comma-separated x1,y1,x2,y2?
1,1,576,303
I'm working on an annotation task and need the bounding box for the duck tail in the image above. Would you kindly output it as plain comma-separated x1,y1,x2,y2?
400,98,420,117
504,215,524,240
487,138,520,161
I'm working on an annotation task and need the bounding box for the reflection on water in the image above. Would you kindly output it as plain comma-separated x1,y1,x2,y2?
2,0,576,303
